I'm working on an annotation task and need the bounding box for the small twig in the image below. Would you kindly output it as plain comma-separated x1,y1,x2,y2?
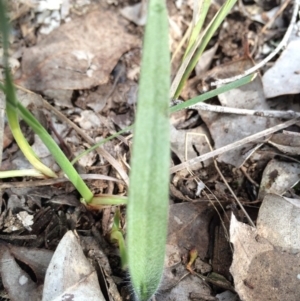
48,117,72,159
0,234,37,240
261,0,291,33
188,102,300,119
240,166,259,187
170,118,300,174
104,66,123,110
214,161,255,227
202,187,233,248
211,0,300,86
194,272,235,291
0,174,123,189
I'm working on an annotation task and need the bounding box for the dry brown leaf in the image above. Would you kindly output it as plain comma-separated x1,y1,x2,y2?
230,195,300,301
0,244,53,301
257,195,300,250
269,132,300,155
42,230,105,301
258,159,300,200
158,202,214,298
18,9,139,91
168,202,214,258
9,245,53,283
263,40,300,98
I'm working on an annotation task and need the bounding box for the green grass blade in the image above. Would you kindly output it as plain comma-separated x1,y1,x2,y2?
4,73,57,178
170,74,256,113
0,0,17,108
6,102,57,178
17,102,93,202
110,229,127,268
71,126,132,165
127,0,170,300
110,208,128,269
89,195,128,206
0,1,10,76
184,0,211,59
173,0,238,98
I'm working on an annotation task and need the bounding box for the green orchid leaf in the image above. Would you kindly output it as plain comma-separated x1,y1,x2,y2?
127,0,170,300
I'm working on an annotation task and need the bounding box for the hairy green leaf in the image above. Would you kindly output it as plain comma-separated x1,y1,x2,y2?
127,0,170,300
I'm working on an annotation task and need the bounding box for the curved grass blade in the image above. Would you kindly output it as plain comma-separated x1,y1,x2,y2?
17,102,93,202
71,126,132,165
126,0,170,300
6,102,58,178
0,169,44,178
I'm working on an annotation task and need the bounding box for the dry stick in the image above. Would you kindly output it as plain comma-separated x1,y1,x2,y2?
261,0,291,33
103,67,123,109
211,0,300,86
15,86,129,186
201,185,234,246
170,118,299,174
188,102,300,119
214,161,255,227
0,234,37,240
0,174,122,189
240,166,259,187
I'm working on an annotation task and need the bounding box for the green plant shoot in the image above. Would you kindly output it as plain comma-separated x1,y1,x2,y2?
110,208,127,269
0,0,57,178
0,0,93,202
184,0,211,59
126,0,170,300
172,0,238,98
